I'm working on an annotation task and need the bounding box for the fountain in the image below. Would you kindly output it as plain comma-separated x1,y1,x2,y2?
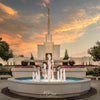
33,54,66,82
8,54,91,98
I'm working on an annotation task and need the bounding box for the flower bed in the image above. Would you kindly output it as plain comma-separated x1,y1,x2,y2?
57,65,85,68
16,65,39,68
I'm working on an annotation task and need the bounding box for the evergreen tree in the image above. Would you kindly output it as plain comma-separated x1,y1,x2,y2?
63,49,69,65
30,53,34,60
30,53,35,65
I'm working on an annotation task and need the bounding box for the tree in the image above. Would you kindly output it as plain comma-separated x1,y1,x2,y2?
30,53,35,65
63,49,69,65
88,41,100,61
30,53,34,60
69,60,75,66
0,40,13,61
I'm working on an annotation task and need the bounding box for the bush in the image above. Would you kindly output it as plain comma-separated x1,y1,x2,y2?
21,61,28,66
93,67,100,76
0,63,2,66
0,68,12,75
86,70,94,75
69,60,75,66
30,62,35,65
86,67,100,76
63,61,68,65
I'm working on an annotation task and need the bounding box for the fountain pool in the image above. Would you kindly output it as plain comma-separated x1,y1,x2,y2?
8,77,91,98
8,54,91,98
15,77,83,81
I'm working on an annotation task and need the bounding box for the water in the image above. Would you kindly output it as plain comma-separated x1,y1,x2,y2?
15,77,83,81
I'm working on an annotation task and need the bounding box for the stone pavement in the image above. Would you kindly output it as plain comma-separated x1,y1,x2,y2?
0,80,100,100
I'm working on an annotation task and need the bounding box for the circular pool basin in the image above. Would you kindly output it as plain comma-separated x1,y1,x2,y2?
8,77,91,98
15,77,83,81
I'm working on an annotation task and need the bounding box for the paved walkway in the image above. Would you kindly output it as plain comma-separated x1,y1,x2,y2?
0,80,100,100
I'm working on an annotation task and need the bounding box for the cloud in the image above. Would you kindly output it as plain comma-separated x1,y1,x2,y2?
41,0,51,7
52,9,100,34
0,18,3,22
33,13,45,23
52,32,84,44
44,0,50,4
0,19,34,33
17,34,22,38
0,3,17,15
0,2,47,57
0,33,37,57
50,9,100,44
0,2,18,21
41,2,47,7
87,5,100,9
21,0,27,3
20,13,46,24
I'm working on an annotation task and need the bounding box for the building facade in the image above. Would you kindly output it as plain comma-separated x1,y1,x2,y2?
37,33,60,60
37,8,60,60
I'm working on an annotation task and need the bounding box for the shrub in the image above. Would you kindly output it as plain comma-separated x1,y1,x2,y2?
86,67,100,76
0,68,12,75
21,61,28,66
93,67,100,76
69,60,75,66
86,70,94,75
30,62,35,65
0,63,2,66
63,61,68,65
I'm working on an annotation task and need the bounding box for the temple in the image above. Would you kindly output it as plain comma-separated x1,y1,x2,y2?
37,8,60,60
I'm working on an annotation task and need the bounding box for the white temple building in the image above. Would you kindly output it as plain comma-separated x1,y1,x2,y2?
37,8,60,60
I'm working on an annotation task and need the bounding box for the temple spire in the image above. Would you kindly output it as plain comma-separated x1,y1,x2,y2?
48,8,50,34
45,8,52,42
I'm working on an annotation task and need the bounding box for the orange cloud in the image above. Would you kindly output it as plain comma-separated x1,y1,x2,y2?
50,9,100,44
22,13,45,24
34,13,45,23
0,33,37,57
0,3,17,15
30,32,45,44
42,2,47,7
0,18,3,22
44,0,50,4
52,32,84,44
17,34,22,38
52,14,100,34
87,5,100,9
41,0,51,7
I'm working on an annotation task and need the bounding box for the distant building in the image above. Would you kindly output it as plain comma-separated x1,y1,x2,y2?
0,57,7,65
0,56,29,66
0,56,100,66
8,56,29,65
71,56,100,66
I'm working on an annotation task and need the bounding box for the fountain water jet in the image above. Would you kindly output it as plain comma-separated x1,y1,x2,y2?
32,54,66,82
